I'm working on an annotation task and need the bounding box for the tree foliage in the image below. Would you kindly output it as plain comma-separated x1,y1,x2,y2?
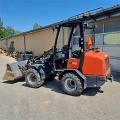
5,26,15,37
0,18,5,38
33,23,42,30
0,18,21,39
0,18,43,39
14,30,21,35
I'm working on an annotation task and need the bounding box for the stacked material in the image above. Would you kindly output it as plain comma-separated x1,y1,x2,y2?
0,48,6,54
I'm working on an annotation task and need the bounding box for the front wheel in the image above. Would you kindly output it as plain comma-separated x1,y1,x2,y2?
61,72,83,96
25,68,44,88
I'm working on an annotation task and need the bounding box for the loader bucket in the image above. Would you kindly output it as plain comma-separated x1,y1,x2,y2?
3,60,28,81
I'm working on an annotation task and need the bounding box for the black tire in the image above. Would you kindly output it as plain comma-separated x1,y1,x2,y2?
25,68,44,88
61,72,83,96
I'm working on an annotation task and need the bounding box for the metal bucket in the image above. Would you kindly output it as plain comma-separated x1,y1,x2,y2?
3,60,28,80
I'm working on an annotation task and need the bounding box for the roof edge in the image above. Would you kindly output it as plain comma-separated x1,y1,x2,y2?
0,4,120,41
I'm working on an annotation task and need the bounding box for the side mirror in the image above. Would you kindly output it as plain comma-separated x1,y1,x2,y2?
84,23,88,28
92,25,97,28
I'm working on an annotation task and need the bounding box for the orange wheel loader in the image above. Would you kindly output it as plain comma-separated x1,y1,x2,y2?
3,14,113,96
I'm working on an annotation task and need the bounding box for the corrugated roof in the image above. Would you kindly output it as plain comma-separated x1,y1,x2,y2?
0,4,120,40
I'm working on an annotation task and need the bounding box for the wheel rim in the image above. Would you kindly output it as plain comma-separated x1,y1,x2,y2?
27,73,37,83
64,78,77,92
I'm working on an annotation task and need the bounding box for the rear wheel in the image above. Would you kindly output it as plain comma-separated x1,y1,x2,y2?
61,72,83,96
25,68,44,88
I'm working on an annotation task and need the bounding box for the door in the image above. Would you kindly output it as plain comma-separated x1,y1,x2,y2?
95,32,120,72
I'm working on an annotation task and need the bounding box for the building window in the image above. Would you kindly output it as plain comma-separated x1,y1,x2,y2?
104,20,120,33
94,23,103,33
95,34,104,45
104,32,120,44
85,29,92,35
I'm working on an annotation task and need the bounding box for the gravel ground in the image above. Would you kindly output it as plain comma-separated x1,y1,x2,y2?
0,54,120,120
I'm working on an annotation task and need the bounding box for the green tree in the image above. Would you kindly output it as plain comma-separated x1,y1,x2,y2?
0,18,22,39
0,18,5,38
33,23,42,30
14,30,21,35
5,26,15,37
0,18,3,28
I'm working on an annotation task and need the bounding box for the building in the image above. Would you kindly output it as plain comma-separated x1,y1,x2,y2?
0,4,120,72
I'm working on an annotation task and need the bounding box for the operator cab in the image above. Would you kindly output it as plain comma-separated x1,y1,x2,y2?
53,21,95,71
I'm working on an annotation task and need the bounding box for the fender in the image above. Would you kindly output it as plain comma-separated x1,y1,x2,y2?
30,64,44,69
59,69,87,89
29,64,45,80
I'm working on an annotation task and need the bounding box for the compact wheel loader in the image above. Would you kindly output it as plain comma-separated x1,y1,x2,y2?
3,17,113,96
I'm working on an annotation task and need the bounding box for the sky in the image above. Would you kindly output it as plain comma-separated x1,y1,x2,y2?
0,0,120,32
